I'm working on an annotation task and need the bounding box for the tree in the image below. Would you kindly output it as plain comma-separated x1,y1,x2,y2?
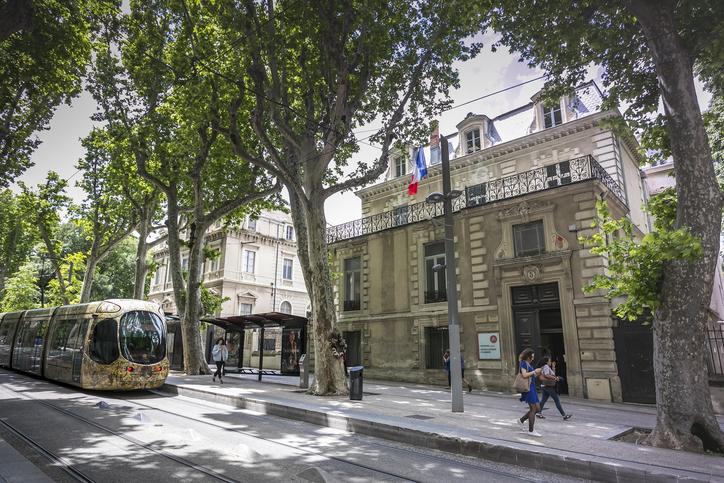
91,236,137,300
489,0,724,451
0,1,111,187
0,189,36,296
75,128,137,303
88,3,280,374
17,173,74,305
0,260,39,312
203,0,489,395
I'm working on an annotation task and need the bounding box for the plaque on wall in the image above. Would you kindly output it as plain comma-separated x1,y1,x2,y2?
478,332,501,360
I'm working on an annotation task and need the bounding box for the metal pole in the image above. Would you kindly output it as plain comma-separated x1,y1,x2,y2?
440,135,464,413
272,223,280,311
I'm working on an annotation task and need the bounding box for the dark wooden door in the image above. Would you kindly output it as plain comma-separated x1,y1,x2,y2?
513,309,540,358
343,331,362,367
613,324,655,404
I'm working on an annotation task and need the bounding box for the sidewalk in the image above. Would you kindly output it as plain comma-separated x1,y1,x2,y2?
161,372,724,482
0,437,53,483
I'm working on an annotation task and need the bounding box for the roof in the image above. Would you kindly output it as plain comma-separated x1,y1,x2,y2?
200,311,308,331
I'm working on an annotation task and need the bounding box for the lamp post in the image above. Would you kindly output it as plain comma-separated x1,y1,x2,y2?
426,135,464,413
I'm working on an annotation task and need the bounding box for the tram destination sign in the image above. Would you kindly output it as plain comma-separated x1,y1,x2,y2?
477,332,501,360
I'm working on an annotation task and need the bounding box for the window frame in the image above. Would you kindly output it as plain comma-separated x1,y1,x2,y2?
243,250,256,273
239,302,253,315
279,301,292,314
513,220,546,257
543,103,563,128
247,218,257,231
465,128,481,154
343,256,361,311
424,242,447,303
394,156,407,178
282,258,293,280
285,225,294,240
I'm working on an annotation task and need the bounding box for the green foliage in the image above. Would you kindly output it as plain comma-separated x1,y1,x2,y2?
704,94,724,189
0,189,37,293
581,190,702,320
91,236,138,300
200,285,229,317
0,1,116,187
45,251,85,306
0,261,40,312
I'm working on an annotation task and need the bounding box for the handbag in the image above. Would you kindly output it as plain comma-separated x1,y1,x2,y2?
513,373,529,393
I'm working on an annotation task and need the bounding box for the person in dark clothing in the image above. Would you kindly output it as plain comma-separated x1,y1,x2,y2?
517,348,543,437
443,349,473,392
212,338,229,384
536,356,572,420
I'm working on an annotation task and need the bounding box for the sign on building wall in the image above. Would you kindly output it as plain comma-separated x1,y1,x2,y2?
478,332,501,360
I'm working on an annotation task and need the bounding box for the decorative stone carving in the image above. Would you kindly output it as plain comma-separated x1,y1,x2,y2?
552,233,569,251
522,265,541,282
496,200,553,221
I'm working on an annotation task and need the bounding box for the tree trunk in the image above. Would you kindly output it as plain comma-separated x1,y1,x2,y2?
628,0,724,453
181,221,210,375
133,216,150,300
79,250,98,304
37,223,68,305
302,196,348,395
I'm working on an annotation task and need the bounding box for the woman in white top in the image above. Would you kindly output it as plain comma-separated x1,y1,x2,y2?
536,356,572,420
212,338,229,384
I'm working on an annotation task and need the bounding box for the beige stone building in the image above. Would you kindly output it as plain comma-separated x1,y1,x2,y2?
327,82,651,402
148,210,310,370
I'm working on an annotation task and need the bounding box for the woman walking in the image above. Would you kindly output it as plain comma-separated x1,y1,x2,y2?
212,338,229,384
517,348,543,437
536,356,572,420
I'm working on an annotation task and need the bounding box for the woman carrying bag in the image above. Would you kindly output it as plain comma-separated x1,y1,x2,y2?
536,356,572,420
514,348,543,437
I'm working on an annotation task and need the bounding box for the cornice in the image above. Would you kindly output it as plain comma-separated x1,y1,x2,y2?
356,110,622,201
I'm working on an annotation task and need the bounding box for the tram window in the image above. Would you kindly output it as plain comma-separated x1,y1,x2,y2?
90,318,120,364
49,320,74,359
120,311,166,364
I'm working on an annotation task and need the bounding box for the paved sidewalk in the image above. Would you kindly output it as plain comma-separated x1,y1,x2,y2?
162,372,724,482
0,438,53,483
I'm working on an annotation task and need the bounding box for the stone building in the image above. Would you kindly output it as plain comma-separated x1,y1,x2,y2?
148,210,311,370
327,81,651,402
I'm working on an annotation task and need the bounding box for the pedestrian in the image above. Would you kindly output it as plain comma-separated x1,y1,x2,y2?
443,349,473,393
536,356,572,420
212,338,229,384
517,348,543,437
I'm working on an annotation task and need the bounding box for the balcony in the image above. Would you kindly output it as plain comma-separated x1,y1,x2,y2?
327,155,625,244
424,290,447,304
344,299,361,311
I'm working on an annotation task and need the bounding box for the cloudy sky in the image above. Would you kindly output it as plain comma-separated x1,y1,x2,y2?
14,34,713,227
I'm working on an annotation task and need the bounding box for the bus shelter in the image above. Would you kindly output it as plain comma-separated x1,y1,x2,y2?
201,312,308,381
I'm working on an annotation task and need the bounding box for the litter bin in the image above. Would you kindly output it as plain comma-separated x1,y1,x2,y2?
299,354,309,389
349,366,363,400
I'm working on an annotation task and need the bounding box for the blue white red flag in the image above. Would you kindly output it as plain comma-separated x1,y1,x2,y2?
408,147,427,195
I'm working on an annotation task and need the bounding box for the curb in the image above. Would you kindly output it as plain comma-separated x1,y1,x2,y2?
160,383,716,483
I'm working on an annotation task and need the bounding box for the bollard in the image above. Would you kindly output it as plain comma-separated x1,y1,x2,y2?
299,354,309,389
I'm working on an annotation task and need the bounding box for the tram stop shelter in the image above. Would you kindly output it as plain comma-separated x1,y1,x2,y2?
200,312,308,381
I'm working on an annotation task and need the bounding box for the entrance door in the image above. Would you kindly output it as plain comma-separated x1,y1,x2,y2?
343,330,362,367
512,283,568,393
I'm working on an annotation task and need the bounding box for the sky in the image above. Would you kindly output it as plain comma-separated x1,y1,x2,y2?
14,34,714,227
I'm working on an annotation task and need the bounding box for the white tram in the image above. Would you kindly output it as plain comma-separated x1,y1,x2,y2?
0,299,169,390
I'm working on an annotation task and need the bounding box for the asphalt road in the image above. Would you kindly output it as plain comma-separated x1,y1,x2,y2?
0,369,582,482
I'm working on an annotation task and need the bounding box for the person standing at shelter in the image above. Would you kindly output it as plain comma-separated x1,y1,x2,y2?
212,338,229,384
443,349,473,393
517,348,543,437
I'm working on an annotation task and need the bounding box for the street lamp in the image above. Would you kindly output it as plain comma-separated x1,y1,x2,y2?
425,134,465,413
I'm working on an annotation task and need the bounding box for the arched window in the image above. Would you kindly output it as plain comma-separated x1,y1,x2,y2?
280,301,292,314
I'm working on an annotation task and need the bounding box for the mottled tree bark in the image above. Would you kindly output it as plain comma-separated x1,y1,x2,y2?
628,0,724,452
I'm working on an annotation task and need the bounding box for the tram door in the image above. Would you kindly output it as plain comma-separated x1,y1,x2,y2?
71,319,89,383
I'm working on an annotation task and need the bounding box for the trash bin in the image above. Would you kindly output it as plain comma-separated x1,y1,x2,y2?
349,366,363,400
299,354,309,389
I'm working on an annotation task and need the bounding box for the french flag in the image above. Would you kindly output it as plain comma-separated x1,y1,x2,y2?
408,148,427,195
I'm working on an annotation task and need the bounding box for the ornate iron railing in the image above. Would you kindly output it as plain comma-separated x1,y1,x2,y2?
327,155,625,244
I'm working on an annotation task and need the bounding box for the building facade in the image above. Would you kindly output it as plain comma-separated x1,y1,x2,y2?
327,82,651,402
148,210,311,369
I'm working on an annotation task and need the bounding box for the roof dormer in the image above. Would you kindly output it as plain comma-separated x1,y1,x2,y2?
386,145,413,182
456,113,496,156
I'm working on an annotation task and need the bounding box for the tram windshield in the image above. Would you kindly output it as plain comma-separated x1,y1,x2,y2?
119,311,166,364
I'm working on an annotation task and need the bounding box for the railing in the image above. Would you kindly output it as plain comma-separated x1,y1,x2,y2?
327,155,625,244
343,300,361,311
424,290,447,304
708,322,724,377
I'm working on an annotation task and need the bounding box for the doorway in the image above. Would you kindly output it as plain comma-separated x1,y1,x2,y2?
512,283,568,394
343,330,362,367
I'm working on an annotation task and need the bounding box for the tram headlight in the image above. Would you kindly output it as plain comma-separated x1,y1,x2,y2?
97,301,122,313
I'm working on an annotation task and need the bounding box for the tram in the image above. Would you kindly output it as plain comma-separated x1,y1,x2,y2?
0,299,169,390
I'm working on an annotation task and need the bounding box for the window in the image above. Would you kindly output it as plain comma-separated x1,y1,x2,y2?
344,257,361,311
239,303,253,315
181,257,188,271
154,267,162,285
280,301,292,314
282,258,293,280
430,146,441,165
395,156,407,178
393,205,409,226
209,255,219,273
262,338,276,351
465,128,481,154
285,225,294,240
119,310,166,364
424,242,447,303
247,218,257,231
513,220,545,257
90,318,120,365
543,104,563,128
425,326,449,369
244,250,256,273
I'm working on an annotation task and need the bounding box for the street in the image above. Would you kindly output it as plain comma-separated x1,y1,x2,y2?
0,369,579,482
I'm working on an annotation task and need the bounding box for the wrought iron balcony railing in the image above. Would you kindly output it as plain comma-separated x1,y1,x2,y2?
424,290,448,304
344,299,361,311
327,155,625,244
